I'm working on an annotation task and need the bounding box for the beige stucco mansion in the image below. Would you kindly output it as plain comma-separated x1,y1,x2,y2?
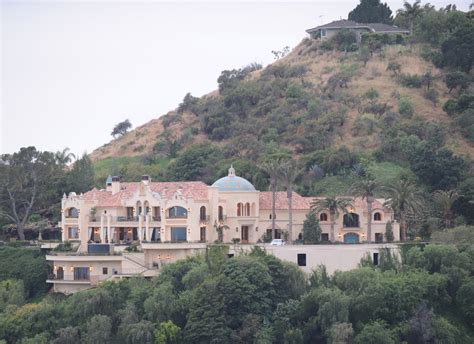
47,167,399,293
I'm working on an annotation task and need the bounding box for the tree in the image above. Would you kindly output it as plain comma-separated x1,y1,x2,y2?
84,315,112,344
154,321,181,344
445,71,470,94
311,196,353,242
396,0,422,34
385,221,394,242
383,177,424,241
260,159,283,239
54,147,75,166
67,153,94,194
440,24,474,72
432,190,459,229
348,0,393,25
302,212,321,244
214,221,230,243
278,160,300,243
0,279,25,309
350,178,381,243
0,147,59,240
111,119,132,138
354,320,395,344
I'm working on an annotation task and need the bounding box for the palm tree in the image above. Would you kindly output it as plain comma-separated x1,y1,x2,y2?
349,178,381,243
55,147,76,166
397,0,422,34
260,159,283,239
432,190,459,229
214,221,230,243
278,160,300,243
383,178,424,241
311,196,353,242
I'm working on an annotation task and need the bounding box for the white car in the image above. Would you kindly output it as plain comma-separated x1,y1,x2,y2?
270,239,286,246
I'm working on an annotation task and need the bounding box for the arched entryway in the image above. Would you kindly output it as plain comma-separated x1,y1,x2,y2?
344,232,359,244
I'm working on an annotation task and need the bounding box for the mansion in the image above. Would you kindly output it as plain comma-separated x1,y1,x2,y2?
47,166,399,293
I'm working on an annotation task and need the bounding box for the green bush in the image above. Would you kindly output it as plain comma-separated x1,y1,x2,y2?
398,97,414,117
398,74,423,88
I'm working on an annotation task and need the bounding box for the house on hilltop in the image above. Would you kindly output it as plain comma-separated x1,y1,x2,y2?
306,19,409,41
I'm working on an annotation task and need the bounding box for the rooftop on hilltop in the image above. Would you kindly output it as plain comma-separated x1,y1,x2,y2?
306,19,409,34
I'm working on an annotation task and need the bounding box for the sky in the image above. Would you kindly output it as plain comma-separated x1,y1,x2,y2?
1,0,472,156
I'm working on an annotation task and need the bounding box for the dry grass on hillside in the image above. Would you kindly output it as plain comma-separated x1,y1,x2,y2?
91,41,474,162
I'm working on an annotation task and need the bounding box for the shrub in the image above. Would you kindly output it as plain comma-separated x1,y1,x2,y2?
398,74,423,88
319,40,333,51
352,114,378,136
398,97,414,117
424,89,439,105
445,71,470,94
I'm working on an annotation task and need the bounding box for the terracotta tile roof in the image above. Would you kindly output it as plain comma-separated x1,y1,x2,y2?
310,196,388,212
259,192,312,210
82,181,209,207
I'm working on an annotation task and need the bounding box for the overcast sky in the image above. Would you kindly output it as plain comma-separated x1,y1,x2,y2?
1,0,471,155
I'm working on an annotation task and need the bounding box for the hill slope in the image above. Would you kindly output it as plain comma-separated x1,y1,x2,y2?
89,39,473,199
91,40,473,162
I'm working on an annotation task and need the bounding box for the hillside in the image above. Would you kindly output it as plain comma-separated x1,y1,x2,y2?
91,40,473,163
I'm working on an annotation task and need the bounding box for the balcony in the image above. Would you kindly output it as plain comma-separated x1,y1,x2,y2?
200,215,211,224
117,216,139,222
64,217,78,225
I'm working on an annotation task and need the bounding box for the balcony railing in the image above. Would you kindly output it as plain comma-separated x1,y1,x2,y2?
200,215,211,223
89,217,100,222
116,216,139,222
65,215,78,219
151,216,161,222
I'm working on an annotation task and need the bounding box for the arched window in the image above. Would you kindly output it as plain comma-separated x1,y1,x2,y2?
136,201,142,215
168,206,188,218
374,212,382,221
218,206,224,221
319,213,328,222
245,203,250,216
237,203,242,216
343,213,360,228
200,206,206,221
67,208,79,218
144,201,150,215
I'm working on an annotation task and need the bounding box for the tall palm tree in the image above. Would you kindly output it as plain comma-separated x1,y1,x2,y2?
278,160,300,243
311,196,353,242
260,159,283,239
349,178,381,243
55,147,76,166
397,0,422,34
383,178,424,241
432,190,459,229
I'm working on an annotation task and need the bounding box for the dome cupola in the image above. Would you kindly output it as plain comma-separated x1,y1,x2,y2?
211,165,256,192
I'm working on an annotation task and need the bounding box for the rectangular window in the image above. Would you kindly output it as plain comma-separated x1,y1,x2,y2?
375,233,383,243
68,227,79,239
297,253,307,267
73,267,90,281
102,267,108,275
373,253,379,266
200,227,206,242
171,227,187,242
321,233,329,242
321,29,327,37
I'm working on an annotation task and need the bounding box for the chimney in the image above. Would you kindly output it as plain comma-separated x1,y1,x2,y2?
141,175,151,184
111,176,121,195
106,175,113,192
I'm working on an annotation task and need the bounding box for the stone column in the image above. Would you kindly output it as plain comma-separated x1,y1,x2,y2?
100,215,105,244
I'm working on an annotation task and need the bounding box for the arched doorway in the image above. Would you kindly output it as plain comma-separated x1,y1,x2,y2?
344,233,359,244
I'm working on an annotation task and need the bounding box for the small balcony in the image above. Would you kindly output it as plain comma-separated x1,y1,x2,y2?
200,215,211,224
117,216,139,222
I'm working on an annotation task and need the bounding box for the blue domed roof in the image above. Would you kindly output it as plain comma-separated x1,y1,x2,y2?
212,166,256,192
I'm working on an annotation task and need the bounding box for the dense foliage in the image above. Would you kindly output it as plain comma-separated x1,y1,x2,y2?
348,0,393,24
0,148,94,240
0,242,473,343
